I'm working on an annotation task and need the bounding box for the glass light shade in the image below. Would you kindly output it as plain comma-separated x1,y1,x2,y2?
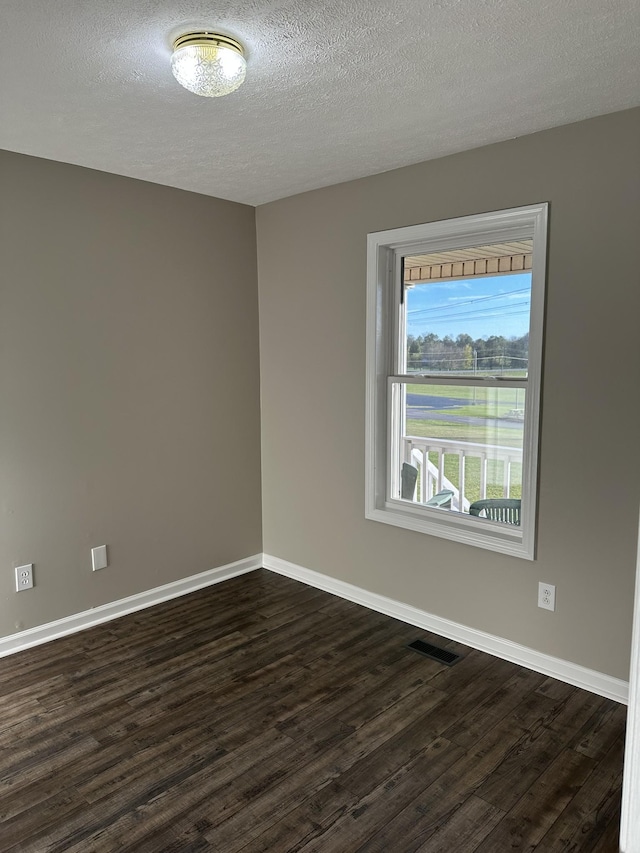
171,34,246,97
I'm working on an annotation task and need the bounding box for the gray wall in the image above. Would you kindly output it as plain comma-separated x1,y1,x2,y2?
2,110,638,679
0,151,262,637
257,108,640,680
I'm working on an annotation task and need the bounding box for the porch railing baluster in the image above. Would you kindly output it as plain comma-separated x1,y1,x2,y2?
403,436,522,512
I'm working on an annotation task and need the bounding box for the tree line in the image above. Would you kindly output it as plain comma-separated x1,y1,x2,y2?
407,332,529,372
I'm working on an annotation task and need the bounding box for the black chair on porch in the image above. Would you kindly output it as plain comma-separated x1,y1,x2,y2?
468,498,521,525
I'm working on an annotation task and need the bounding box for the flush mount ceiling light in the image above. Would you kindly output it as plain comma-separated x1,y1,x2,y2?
171,32,247,97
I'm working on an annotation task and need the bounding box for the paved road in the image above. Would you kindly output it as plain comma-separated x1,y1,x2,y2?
406,393,466,409
405,393,523,430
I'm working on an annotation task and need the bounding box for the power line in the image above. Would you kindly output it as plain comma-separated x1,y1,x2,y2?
408,309,530,327
407,286,531,317
408,302,530,323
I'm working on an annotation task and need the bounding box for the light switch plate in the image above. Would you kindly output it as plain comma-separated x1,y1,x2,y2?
91,545,108,571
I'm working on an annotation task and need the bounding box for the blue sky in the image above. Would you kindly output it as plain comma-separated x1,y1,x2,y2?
406,272,532,340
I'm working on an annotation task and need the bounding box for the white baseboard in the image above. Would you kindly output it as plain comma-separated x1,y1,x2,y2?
620,508,640,852
0,554,262,659
263,553,629,705
2,550,629,706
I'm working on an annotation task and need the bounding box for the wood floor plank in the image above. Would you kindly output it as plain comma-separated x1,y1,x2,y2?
0,733,100,797
534,735,625,851
404,650,526,740
473,725,565,814
0,788,89,851
284,642,492,742
469,685,612,816
234,779,360,853
441,666,546,749
292,738,466,853
473,748,598,852
337,711,462,800
274,649,427,740
342,690,587,853
0,569,625,852
413,794,505,853
99,724,295,853
199,687,447,851
589,811,623,853
58,719,350,853
200,684,443,843
535,676,577,702
570,700,628,761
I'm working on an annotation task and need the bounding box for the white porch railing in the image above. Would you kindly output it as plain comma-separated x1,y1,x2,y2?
403,436,523,511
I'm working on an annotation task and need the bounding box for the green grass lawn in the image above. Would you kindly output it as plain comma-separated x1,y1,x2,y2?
406,418,523,448
407,382,526,407
423,404,521,419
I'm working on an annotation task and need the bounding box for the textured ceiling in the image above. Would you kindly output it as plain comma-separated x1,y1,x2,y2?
1,0,639,206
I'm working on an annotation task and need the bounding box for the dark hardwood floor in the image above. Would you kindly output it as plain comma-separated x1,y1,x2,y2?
0,569,626,852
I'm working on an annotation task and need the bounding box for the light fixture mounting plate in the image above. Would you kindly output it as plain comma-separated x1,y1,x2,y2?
172,32,244,58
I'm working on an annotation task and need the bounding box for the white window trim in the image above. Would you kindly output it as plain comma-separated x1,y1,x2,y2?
365,203,548,560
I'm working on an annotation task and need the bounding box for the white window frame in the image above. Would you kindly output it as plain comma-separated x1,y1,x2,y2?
365,203,548,560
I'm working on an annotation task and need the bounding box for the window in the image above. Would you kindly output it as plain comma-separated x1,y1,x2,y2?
365,204,548,559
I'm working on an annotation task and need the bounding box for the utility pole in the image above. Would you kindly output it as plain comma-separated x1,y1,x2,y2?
473,349,478,405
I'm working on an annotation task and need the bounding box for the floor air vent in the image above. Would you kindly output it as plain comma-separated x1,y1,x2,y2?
407,639,463,666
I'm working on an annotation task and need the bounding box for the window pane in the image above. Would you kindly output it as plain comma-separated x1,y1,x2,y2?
393,381,525,523
404,246,532,377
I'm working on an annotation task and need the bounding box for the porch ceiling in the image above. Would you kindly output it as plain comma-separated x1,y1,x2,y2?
404,240,533,284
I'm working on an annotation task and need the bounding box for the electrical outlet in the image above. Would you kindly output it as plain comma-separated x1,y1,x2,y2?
15,564,34,592
538,581,556,611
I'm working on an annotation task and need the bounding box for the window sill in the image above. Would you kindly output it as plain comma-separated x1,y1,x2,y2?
365,501,534,560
